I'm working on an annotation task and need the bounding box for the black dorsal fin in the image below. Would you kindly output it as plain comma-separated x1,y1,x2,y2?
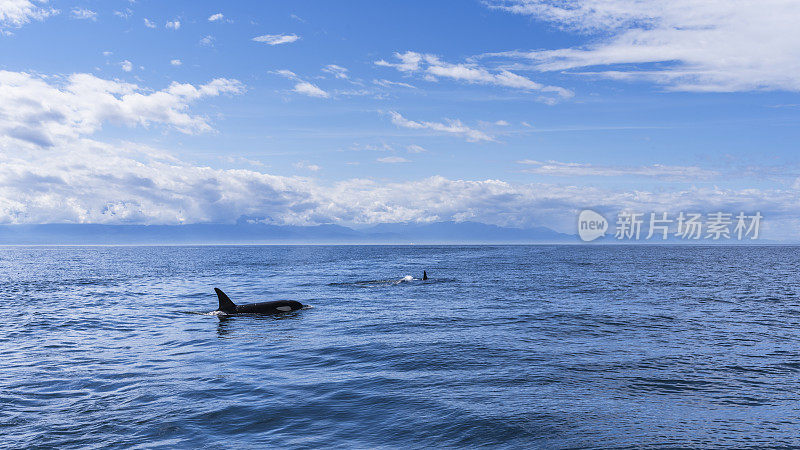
423,270,428,280
214,288,237,313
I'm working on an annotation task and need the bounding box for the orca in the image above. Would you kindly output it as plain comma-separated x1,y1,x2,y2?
213,288,304,315
423,270,428,280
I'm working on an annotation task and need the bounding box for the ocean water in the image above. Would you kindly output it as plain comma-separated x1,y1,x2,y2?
2,245,800,448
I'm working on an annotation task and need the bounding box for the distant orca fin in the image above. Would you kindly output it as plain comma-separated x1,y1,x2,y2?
423,270,428,280
214,288,237,313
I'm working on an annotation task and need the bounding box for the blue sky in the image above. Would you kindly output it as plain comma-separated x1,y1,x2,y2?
1,0,800,237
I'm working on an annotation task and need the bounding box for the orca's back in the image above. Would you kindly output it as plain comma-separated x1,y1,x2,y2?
235,300,303,314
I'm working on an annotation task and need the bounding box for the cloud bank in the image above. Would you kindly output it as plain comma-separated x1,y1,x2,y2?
3,139,798,238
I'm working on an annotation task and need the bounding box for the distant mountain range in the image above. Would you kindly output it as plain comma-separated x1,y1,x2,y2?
0,221,576,245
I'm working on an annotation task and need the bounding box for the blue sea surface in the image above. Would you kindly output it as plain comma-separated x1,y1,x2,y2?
2,245,800,448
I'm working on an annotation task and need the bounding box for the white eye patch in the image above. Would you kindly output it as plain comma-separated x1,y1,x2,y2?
276,306,292,312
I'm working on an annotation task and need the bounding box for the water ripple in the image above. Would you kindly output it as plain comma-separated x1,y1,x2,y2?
2,245,800,447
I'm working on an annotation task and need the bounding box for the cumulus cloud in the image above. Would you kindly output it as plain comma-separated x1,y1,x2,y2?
0,141,318,225
388,111,493,142
143,18,155,28
165,20,180,30
0,111,796,237
0,0,57,30
483,0,800,92
120,60,133,72
0,70,245,147
252,33,299,45
0,66,796,237
375,51,572,99
406,144,427,153
70,7,96,21
4,138,796,238
208,13,224,22
518,160,719,181
170,59,182,66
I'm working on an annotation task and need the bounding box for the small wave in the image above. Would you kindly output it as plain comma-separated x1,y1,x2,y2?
178,310,220,316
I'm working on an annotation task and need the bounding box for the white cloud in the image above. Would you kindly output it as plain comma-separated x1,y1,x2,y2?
275,69,297,79
293,81,328,98
143,18,155,28
275,70,329,98
518,160,719,180
388,111,493,142
322,64,348,79
165,20,180,30
0,70,245,147
495,120,510,126
113,9,132,19
373,79,416,89
170,59,182,66
484,0,800,92
70,7,96,21
294,161,321,172
208,13,224,22
102,51,112,56
333,88,376,98
252,33,299,45
199,35,214,46
0,0,57,30
406,144,427,153
378,156,410,163
0,69,794,237
349,143,394,152
2,141,797,238
120,60,133,72
376,51,572,99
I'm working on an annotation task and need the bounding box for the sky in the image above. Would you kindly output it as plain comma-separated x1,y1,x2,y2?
1,0,800,238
